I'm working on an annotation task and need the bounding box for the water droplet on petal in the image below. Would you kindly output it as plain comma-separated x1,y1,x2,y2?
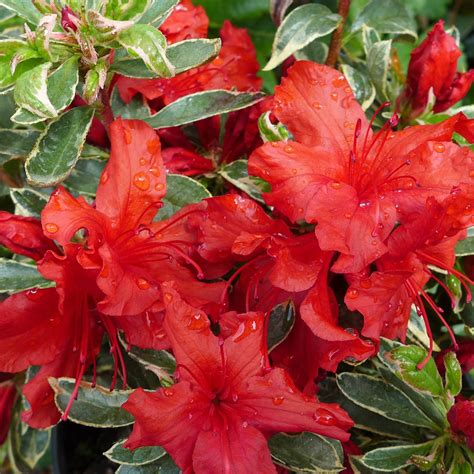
360,278,372,289
163,293,173,303
330,92,338,101
359,200,371,208
100,265,109,278
45,223,59,234
163,388,174,397
139,157,147,166
242,421,248,428
136,278,150,290
123,128,132,144
291,168,297,175
332,75,346,88
231,393,239,403
149,167,161,177
312,102,322,110
147,139,160,154
284,145,294,153
155,183,165,191
272,396,284,406
187,312,207,330
347,289,359,299
100,171,109,184
133,172,150,191
330,181,342,190
188,413,193,420
469,169,474,178
26,288,42,300
433,142,445,153
313,408,336,425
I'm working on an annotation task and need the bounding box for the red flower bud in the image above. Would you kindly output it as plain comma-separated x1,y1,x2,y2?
399,20,474,119
61,6,78,32
448,399,474,450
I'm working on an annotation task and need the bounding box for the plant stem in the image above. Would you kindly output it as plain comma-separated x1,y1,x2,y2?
325,0,351,68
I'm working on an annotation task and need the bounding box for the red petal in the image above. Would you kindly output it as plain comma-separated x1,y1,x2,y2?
435,70,474,113
162,147,215,176
273,61,369,153
95,119,166,231
0,383,16,444
116,311,169,350
123,384,210,472
0,289,63,373
0,212,55,260
192,423,276,474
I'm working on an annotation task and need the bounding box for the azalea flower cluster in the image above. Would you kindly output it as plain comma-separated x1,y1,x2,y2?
1,1,474,472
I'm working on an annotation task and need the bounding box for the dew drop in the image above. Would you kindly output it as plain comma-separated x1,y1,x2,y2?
344,212,352,219
163,388,174,397
100,171,109,184
26,288,42,300
344,86,352,93
133,172,150,191
313,408,336,425
163,293,173,303
330,92,338,101
433,142,445,153
284,145,294,153
298,207,304,214
242,421,249,428
360,278,372,289
291,168,297,175
346,288,359,299
45,223,59,234
147,139,160,154
330,181,342,190
136,278,150,290
328,349,341,361
188,413,193,420
272,396,284,406
359,200,371,208
149,167,161,177
309,78,318,85
469,170,474,178
332,75,346,88
100,265,109,278
139,157,147,166
231,393,239,403
312,102,322,110
187,312,207,330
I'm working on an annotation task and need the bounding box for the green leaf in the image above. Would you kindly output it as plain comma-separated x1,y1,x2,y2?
144,90,265,129
193,0,268,23
269,432,344,472
138,0,179,26
10,187,48,217
389,345,444,397
105,0,148,21
105,439,166,466
361,25,381,55
444,351,462,400
258,111,290,143
13,422,51,470
112,39,221,78
116,455,180,474
366,40,392,101
0,258,52,292
64,158,106,197
351,0,417,39
456,227,474,256
0,0,41,25
359,441,435,472
341,64,375,111
336,373,436,429
25,106,95,187
156,174,211,220
219,159,269,203
47,56,79,112
10,107,46,125
14,62,57,119
49,377,134,428
264,4,341,71
118,24,174,77
293,39,328,64
268,301,295,352
0,129,39,157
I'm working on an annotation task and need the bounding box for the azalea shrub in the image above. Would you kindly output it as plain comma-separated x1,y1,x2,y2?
1,0,474,473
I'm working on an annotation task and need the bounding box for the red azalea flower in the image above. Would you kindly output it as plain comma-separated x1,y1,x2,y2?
123,285,353,473
436,342,474,376
249,61,474,274
398,20,474,119
159,0,208,44
0,381,16,445
41,118,224,317
448,399,474,450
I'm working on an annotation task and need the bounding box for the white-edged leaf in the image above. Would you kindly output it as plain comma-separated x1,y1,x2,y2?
0,258,52,292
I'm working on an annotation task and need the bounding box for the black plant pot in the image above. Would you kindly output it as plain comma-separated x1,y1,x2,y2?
51,422,128,474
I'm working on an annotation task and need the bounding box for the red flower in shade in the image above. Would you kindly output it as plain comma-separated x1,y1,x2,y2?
448,399,474,450
159,0,208,44
195,194,375,393
41,118,224,317
250,61,474,275
345,195,474,366
437,341,474,375
398,20,474,119
123,285,353,473
0,380,16,445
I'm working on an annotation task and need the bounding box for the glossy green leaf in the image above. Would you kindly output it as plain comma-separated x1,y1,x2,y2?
268,301,295,352
359,441,435,472
10,107,46,125
25,106,94,186
105,439,166,466
145,90,265,129
0,129,39,157
193,0,268,23
341,64,375,111
389,345,444,397
138,0,179,25
14,62,57,119
258,112,290,143
116,455,180,474
118,24,174,77
105,0,148,20
269,432,344,472
0,0,41,25
50,378,134,428
47,56,80,112
352,0,417,39
366,40,392,101
362,25,381,55
0,258,52,292
337,373,436,429
456,227,474,256
293,39,328,63
156,174,211,220
112,39,221,78
219,159,270,203
10,187,48,217
64,158,106,196
444,351,462,400
264,4,341,70
13,422,50,470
